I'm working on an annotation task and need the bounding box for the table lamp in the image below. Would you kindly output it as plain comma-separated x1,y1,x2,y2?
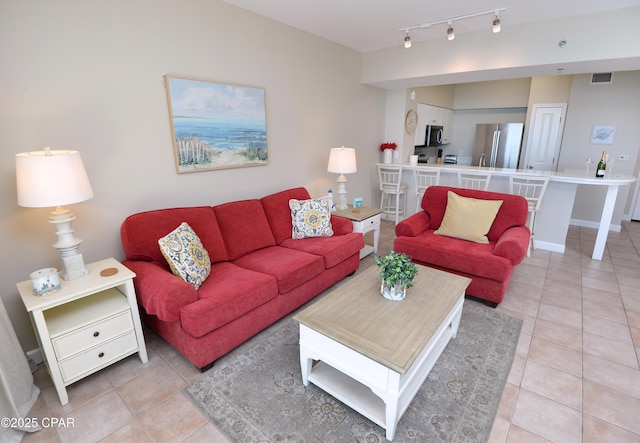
16,148,94,280
327,146,357,210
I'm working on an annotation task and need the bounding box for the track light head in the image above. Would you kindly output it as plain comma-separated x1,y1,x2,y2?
404,32,411,48
492,13,501,33
447,22,455,41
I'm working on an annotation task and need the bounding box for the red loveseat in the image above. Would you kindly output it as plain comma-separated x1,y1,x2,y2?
393,186,530,306
120,187,364,369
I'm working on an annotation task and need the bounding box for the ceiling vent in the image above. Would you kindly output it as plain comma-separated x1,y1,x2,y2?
590,72,613,84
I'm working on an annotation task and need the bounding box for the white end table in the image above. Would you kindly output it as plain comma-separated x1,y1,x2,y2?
17,258,148,405
333,205,382,258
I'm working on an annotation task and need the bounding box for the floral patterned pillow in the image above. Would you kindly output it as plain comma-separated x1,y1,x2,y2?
158,222,211,289
289,197,334,239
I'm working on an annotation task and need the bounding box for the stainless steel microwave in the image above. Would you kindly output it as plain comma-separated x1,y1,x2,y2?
425,125,444,147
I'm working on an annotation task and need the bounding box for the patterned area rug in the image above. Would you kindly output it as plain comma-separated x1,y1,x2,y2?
185,300,521,442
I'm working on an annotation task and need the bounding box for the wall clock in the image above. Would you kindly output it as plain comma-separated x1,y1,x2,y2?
405,109,418,135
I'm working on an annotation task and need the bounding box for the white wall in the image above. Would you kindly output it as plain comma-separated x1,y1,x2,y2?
558,71,640,223
0,0,386,352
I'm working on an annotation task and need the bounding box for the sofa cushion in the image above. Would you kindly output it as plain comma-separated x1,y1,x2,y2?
213,199,276,260
121,207,229,266
280,232,364,268
180,262,278,338
233,246,324,293
261,187,312,244
158,222,211,289
290,197,334,239
434,191,503,244
394,231,512,281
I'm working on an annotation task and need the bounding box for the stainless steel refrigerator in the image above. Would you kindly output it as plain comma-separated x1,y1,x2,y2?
473,123,524,169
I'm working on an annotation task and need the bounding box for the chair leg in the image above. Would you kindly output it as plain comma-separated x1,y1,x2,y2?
395,194,400,225
530,211,537,253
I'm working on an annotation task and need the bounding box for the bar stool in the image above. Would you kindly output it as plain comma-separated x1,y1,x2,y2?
509,174,550,257
414,167,440,212
457,170,492,190
377,165,407,224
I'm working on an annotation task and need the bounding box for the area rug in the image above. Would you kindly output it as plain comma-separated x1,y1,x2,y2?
185,300,522,442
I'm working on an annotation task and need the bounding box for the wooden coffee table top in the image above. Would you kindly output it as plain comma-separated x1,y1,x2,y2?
294,264,471,374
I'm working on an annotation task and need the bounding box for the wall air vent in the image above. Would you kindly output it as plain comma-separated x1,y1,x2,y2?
590,72,613,84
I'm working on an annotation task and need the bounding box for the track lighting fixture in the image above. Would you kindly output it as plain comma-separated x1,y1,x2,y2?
492,12,501,33
399,7,505,46
446,22,455,41
404,31,411,48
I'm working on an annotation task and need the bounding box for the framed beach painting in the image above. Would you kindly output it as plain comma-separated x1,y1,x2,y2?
164,75,268,173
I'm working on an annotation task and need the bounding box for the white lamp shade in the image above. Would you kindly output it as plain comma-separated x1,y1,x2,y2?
16,149,94,208
327,146,357,174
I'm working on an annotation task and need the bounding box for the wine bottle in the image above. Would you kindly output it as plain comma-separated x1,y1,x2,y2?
595,151,606,178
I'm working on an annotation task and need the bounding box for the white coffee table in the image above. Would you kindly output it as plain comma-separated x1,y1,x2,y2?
293,264,471,440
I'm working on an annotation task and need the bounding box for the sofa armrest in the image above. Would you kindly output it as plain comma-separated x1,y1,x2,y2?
330,216,354,235
493,226,531,265
123,260,198,322
395,212,431,238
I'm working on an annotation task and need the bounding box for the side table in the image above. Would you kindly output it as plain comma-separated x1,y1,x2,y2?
16,258,148,405
333,205,382,258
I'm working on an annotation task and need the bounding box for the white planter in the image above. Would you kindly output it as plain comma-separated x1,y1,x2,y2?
383,149,393,164
381,282,406,301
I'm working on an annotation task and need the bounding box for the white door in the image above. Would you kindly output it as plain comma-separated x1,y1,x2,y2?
521,104,566,171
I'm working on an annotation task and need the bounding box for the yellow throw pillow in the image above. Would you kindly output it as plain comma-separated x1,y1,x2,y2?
434,191,503,244
158,222,211,289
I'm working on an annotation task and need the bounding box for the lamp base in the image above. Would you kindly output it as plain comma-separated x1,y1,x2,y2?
335,174,349,210
60,254,89,280
49,206,89,280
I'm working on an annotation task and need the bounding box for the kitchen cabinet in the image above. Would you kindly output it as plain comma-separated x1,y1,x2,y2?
415,103,454,145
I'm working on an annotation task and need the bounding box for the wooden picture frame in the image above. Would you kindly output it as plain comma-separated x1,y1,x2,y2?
164,75,268,173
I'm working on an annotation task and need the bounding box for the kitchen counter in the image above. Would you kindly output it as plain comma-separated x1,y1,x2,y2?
382,163,636,260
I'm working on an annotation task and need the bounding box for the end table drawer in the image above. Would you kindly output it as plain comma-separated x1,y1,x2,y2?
353,214,381,231
59,331,139,383
52,312,134,360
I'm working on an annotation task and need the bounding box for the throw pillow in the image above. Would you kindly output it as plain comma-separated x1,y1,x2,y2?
434,191,503,244
158,222,211,289
289,197,334,239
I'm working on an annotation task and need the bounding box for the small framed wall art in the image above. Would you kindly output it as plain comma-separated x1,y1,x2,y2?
164,75,268,173
590,125,616,145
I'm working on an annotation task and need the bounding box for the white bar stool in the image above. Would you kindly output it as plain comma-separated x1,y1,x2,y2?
377,165,407,225
414,167,440,212
457,170,492,190
509,174,550,257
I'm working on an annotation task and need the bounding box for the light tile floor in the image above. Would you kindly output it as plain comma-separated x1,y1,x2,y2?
21,220,640,442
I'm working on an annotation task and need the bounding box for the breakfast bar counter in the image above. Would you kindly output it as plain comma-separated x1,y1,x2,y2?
384,163,636,260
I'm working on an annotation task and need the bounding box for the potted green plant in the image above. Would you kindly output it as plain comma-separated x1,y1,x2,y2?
376,251,418,301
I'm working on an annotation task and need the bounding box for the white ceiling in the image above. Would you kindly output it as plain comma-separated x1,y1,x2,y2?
222,0,640,53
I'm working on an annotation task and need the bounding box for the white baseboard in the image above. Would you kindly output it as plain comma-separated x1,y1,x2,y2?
27,348,43,365
569,219,621,232
533,240,565,254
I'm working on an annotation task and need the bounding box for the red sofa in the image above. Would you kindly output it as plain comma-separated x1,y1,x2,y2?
120,187,364,369
393,186,530,306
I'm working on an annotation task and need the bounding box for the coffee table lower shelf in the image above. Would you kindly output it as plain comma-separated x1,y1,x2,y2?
309,361,387,424
299,296,463,441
